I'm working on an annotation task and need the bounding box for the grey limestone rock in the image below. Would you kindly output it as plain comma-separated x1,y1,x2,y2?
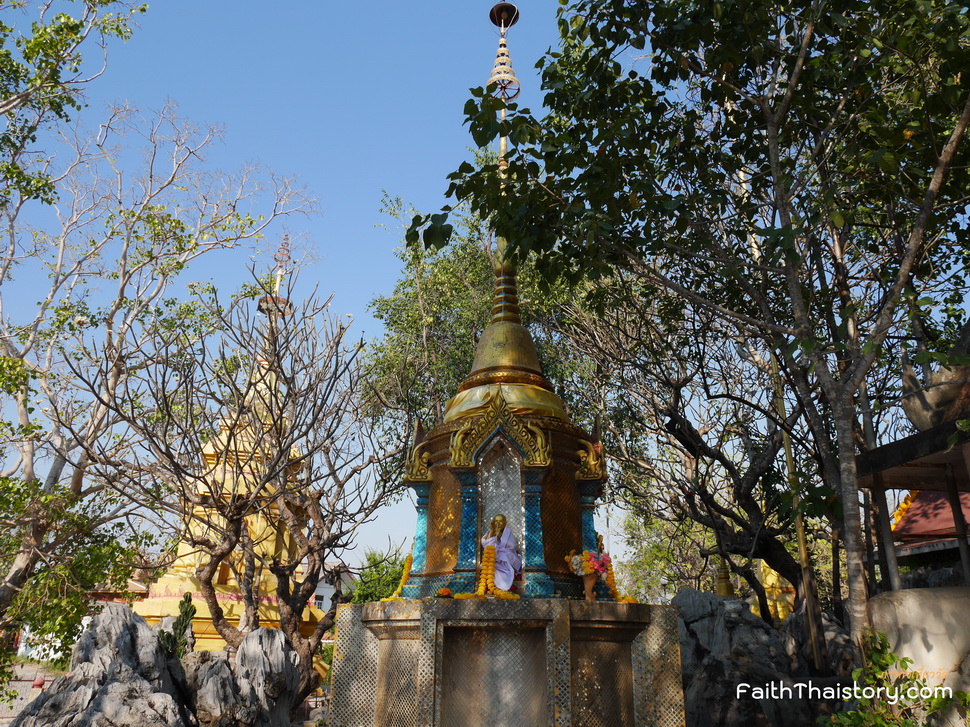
182,650,246,727
674,588,846,727
780,610,856,678
234,628,301,727
12,604,308,727
12,603,188,727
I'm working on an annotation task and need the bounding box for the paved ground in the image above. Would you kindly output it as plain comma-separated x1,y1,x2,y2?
1,663,63,723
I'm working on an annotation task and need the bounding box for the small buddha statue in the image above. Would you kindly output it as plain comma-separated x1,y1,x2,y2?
481,514,522,591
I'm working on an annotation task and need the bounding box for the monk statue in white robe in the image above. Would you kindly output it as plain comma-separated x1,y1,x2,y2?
481,514,522,591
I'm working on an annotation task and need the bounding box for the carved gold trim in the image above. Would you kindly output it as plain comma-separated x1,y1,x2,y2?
448,390,551,468
457,368,551,392
525,422,552,467
404,441,432,482
427,413,586,441
576,439,606,481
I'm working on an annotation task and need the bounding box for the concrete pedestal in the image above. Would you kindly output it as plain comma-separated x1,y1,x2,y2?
331,599,685,727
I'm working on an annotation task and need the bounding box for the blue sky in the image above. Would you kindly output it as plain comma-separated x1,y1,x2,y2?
15,1,624,565
83,0,561,336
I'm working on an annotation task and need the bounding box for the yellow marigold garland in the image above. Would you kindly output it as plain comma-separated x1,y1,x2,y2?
478,545,496,596
603,556,638,603
380,552,413,602
605,558,619,599
454,545,519,599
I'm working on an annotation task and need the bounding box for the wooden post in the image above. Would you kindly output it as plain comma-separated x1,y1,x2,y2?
945,464,970,586
872,473,902,591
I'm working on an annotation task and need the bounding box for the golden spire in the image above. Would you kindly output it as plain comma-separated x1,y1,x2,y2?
204,237,296,469
246,237,293,426
443,5,567,423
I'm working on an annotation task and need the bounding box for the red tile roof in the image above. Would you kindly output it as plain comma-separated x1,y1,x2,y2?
893,490,970,541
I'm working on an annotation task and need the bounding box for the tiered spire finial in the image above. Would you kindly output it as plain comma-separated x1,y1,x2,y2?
489,4,520,102
442,5,568,423
258,235,294,319
273,234,292,297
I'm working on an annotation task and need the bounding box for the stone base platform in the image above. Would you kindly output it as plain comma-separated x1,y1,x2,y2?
331,599,685,727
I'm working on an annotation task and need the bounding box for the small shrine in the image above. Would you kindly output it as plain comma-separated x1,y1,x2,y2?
330,6,686,725
857,358,970,590
397,228,607,601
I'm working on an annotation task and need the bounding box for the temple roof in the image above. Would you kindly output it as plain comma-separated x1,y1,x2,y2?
442,255,567,422
893,489,970,542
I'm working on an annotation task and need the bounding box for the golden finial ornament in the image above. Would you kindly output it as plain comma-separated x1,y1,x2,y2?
488,4,520,101
405,420,432,483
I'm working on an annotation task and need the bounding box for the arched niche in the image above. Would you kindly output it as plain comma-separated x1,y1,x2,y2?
477,436,525,564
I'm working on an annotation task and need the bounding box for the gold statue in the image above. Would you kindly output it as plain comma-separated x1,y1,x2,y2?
490,514,507,538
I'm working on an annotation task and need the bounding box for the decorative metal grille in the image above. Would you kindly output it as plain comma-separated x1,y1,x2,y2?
479,442,525,562
331,605,378,727
374,640,420,727
440,626,547,726
572,640,634,726
633,605,687,727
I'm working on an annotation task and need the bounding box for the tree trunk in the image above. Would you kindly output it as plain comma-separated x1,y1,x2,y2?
0,544,41,619
739,566,774,626
831,528,843,623
833,402,870,643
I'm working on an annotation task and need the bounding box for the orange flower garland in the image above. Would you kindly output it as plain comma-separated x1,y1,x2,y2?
603,556,637,603
477,545,496,596
605,558,619,599
454,545,519,599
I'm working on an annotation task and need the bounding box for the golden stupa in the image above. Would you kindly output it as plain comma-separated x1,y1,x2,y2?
134,244,327,657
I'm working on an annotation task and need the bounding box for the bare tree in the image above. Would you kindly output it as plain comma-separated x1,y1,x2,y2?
0,103,311,662
79,274,405,705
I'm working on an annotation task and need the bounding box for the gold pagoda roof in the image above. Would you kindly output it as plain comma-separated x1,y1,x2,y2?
443,253,567,422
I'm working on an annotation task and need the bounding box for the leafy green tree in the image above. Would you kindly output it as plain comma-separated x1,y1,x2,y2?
1,1,146,205
367,195,586,428
618,512,718,602
414,0,970,642
350,550,408,604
